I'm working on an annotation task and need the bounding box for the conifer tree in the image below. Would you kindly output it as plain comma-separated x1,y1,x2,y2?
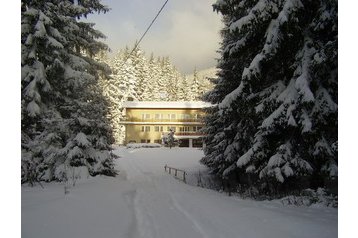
189,68,200,101
158,57,172,100
202,0,337,194
177,75,190,101
147,53,161,100
21,0,116,183
97,51,126,144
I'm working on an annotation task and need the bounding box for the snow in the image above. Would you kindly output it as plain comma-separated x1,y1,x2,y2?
22,147,337,238
74,132,91,147
123,101,212,109
34,19,47,38
126,143,162,148
26,100,41,117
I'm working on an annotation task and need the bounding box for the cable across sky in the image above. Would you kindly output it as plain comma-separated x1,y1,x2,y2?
126,0,169,60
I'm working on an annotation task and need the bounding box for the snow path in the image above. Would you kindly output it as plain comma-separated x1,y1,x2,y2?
22,147,337,238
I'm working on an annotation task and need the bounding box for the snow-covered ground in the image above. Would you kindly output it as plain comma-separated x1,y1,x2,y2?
22,147,337,238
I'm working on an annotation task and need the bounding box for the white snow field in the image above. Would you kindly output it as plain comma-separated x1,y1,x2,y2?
22,147,337,238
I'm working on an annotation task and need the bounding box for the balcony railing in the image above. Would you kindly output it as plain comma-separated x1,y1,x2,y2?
124,118,203,123
174,132,204,136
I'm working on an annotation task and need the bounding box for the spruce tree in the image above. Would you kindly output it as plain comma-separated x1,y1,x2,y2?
21,0,117,183
97,51,126,144
202,0,337,194
189,68,200,101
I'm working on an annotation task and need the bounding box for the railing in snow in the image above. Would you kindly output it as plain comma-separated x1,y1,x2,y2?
164,164,187,183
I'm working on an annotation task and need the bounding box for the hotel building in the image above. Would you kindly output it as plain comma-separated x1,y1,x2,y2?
121,101,211,147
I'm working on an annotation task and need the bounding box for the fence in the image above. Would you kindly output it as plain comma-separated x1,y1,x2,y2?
164,164,187,183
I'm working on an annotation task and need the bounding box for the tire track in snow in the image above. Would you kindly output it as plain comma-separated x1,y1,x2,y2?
133,189,158,238
123,189,140,238
117,148,209,238
119,153,159,238
168,193,209,238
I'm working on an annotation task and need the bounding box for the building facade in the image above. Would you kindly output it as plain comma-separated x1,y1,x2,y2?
122,101,211,147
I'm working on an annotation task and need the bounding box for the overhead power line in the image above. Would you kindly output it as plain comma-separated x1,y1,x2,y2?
126,0,169,60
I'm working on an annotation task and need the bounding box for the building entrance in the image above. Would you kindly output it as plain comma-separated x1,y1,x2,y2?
179,139,189,147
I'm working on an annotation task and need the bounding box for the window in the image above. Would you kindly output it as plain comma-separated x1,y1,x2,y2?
155,126,163,132
154,139,162,144
179,126,190,132
168,114,176,120
141,126,150,132
155,114,163,120
179,114,190,120
193,126,202,132
141,114,151,120
167,126,176,132
141,139,151,143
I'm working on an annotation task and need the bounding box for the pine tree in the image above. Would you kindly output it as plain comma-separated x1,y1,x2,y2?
202,0,337,194
158,57,172,101
147,53,161,100
128,46,150,100
21,0,117,183
177,75,190,101
189,68,200,101
97,51,126,144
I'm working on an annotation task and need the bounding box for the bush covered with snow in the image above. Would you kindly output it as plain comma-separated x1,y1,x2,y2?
280,188,338,207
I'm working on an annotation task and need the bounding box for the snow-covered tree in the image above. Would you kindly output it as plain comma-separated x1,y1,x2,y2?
147,53,162,100
189,68,200,100
202,0,337,194
96,51,126,144
159,57,174,101
21,0,117,183
177,75,190,101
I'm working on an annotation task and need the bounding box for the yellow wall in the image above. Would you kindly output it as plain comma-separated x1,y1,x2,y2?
124,108,205,144
126,108,204,121
125,124,202,143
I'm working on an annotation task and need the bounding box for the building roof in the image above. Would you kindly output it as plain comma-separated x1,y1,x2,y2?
122,101,212,109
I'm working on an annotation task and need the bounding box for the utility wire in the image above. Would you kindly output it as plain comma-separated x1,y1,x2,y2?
125,0,169,61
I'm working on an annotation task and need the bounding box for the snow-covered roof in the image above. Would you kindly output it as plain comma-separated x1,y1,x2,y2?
123,101,212,109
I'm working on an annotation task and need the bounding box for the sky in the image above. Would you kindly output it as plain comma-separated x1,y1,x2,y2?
86,0,223,74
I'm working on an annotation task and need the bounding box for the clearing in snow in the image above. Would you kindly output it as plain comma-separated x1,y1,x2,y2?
22,147,337,238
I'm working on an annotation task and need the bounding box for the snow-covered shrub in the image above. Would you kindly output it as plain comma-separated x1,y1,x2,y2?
280,188,337,207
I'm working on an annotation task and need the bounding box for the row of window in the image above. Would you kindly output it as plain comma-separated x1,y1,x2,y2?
140,126,203,132
137,139,203,147
139,139,162,143
141,113,203,120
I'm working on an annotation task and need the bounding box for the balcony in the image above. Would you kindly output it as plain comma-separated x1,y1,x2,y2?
174,132,204,136
124,118,203,123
